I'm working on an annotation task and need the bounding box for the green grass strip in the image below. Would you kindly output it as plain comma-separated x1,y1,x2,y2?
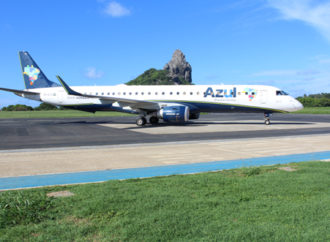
0,161,329,241
292,107,330,114
0,110,134,119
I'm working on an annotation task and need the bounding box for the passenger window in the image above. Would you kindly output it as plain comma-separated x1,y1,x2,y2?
148,92,151,95
135,92,138,95
197,92,200,95
190,92,193,95
112,92,115,95
177,92,180,95
107,92,110,95
123,92,126,95
170,92,173,95
101,92,104,95
183,92,186,95
162,92,165,95
141,92,144,95
129,92,132,95
155,92,158,95
118,92,121,95
96,92,98,95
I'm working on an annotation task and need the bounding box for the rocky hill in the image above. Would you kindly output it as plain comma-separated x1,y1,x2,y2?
126,49,192,85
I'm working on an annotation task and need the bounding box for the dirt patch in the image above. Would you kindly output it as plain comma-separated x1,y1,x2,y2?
278,167,297,172
47,190,74,197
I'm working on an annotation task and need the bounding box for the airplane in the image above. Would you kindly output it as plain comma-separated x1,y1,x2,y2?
0,51,303,126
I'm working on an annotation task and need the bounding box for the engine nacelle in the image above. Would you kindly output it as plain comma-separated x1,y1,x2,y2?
189,112,200,120
158,106,189,123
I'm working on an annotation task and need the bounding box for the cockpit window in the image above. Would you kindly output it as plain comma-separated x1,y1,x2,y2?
276,90,289,96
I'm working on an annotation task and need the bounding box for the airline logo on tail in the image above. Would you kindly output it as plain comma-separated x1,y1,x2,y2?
23,65,40,85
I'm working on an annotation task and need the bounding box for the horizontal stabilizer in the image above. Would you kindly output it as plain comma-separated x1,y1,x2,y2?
0,87,39,95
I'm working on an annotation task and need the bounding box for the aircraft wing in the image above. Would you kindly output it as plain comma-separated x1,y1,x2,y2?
56,76,160,111
0,87,39,95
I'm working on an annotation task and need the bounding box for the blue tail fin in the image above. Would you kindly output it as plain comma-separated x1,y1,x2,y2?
19,51,59,89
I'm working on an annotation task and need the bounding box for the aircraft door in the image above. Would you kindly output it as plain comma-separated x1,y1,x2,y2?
56,90,65,104
258,89,268,104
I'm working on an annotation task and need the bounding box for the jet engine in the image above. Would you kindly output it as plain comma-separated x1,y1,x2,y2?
158,106,190,123
189,112,200,120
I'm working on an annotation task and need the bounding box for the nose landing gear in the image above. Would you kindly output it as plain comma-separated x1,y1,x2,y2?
264,113,271,125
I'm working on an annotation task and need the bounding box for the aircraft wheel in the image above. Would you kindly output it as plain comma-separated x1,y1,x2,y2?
136,117,147,126
265,119,270,125
149,116,159,125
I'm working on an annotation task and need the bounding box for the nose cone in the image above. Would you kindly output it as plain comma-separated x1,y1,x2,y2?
284,97,304,112
294,100,304,111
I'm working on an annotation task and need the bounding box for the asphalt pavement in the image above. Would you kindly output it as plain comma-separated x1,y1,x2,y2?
0,113,329,150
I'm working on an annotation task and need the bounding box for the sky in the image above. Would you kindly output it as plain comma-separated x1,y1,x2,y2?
1,0,330,107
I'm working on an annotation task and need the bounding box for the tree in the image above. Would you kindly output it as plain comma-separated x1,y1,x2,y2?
34,103,58,111
1,104,33,111
297,93,330,107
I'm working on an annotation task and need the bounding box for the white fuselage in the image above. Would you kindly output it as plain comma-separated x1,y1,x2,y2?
22,84,303,113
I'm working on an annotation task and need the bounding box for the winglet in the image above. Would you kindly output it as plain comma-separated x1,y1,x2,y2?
56,75,81,96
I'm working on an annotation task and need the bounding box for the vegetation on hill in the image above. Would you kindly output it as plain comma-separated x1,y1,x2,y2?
297,93,330,107
126,68,191,85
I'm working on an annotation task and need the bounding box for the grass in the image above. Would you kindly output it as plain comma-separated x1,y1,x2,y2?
0,110,134,119
292,107,330,114
1,161,329,241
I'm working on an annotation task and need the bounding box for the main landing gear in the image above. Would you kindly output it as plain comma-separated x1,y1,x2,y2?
136,117,147,126
136,116,159,126
149,116,159,125
264,113,271,125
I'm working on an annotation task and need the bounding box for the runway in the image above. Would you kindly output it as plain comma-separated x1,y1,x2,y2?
0,113,330,190
1,113,330,150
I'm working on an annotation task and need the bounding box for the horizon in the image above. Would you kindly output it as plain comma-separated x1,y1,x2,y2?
1,0,330,107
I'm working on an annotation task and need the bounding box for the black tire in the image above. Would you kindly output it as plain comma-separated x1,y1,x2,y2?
136,117,147,126
149,116,159,125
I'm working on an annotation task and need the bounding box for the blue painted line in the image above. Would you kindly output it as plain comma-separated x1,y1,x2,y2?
1,151,330,190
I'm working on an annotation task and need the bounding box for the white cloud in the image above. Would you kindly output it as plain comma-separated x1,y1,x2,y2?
250,67,330,97
85,67,104,79
253,70,297,76
104,1,130,17
312,55,330,64
253,69,320,77
267,0,330,41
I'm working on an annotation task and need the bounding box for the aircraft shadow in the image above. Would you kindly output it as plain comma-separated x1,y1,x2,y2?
125,121,312,130
55,120,130,125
